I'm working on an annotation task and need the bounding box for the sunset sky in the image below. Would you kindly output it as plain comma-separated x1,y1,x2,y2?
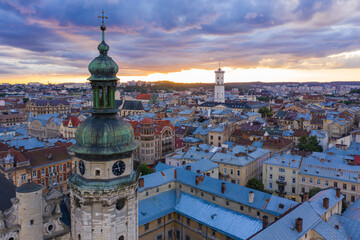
1,0,360,84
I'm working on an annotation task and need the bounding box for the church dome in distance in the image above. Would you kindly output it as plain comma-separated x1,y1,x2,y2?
141,117,153,124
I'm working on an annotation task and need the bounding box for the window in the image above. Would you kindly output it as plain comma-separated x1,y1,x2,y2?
269,166,273,171
226,200,229,206
317,179,321,185
352,185,356,191
292,170,296,174
334,182,338,188
279,176,285,181
240,206,244,211
30,219,34,225
237,170,240,176
21,174,26,181
168,213,171,220
309,178,313,184
218,136,221,140
279,168,285,173
343,184,347,190
212,196,216,201
201,192,204,197
211,136,213,140
212,231,216,237
42,180,45,186
185,236,190,240
343,194,347,201
49,167,52,173
351,195,355,202
269,174,273,180
198,223,202,230
53,166,56,173
158,218,162,225
41,169,45,175
168,230,173,240
32,171,36,178
237,180,240,184
302,177,305,182
292,187,296,193
157,235,162,240
292,178,296,184
59,165,63,171
269,183,273,189
144,223,149,230
230,169,233,175
66,162,70,169
156,188,159,192
257,211,260,217
187,218,190,225
325,180,329,186
177,213,180,220
49,178,52,185
60,175,63,182
224,168,227,174
168,184,171,188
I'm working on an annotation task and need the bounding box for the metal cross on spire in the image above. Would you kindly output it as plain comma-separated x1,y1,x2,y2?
98,10,108,25
98,10,108,41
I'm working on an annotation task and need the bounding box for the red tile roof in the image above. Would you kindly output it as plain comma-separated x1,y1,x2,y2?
129,119,175,136
62,116,82,127
136,94,151,100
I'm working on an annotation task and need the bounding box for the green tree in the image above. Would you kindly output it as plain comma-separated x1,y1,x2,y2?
246,178,264,192
149,94,159,104
258,107,273,118
297,135,323,152
309,187,322,198
138,164,153,176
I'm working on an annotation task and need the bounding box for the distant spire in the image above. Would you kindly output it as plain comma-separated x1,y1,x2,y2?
98,10,108,41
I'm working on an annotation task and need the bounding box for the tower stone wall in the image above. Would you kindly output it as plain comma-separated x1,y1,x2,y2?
17,188,44,240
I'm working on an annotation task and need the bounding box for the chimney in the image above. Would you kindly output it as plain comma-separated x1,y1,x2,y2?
303,192,309,202
196,170,201,174
323,197,329,209
249,191,254,204
221,182,226,194
295,218,303,233
195,176,200,185
262,215,268,229
174,169,177,179
139,178,144,188
336,188,341,198
186,165,191,171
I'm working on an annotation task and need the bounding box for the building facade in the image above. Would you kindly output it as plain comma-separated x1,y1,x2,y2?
26,99,70,116
129,118,175,166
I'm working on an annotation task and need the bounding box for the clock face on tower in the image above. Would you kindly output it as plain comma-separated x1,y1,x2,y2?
112,161,125,176
78,160,85,175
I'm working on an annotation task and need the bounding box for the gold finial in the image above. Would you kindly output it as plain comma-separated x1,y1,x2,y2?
98,10,108,25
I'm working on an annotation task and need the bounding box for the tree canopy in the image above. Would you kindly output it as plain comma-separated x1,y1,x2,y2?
309,187,322,198
258,106,273,118
138,164,153,176
246,178,264,192
296,135,323,152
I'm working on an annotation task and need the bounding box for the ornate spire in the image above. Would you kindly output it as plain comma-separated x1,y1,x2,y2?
87,11,119,113
98,10,108,42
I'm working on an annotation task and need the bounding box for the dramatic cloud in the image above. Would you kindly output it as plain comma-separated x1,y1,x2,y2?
1,0,360,82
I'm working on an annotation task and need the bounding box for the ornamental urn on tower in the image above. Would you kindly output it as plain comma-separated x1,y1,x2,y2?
68,11,139,240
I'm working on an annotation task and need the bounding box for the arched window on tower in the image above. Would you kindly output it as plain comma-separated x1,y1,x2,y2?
99,87,104,107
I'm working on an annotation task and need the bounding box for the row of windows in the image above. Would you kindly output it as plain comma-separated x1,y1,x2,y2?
301,177,356,191
269,166,296,175
32,162,71,179
223,168,240,176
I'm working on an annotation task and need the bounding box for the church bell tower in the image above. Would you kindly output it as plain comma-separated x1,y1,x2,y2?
214,66,225,103
68,11,139,240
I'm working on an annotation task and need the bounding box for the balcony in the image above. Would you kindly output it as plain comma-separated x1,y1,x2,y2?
275,190,287,195
276,180,287,185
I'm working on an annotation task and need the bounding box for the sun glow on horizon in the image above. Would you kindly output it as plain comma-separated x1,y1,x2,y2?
2,67,360,85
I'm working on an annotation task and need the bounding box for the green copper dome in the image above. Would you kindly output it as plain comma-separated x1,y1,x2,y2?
88,41,119,81
69,115,138,156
